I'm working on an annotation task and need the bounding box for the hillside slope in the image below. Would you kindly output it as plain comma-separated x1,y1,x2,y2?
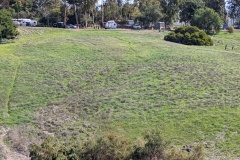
0,28,240,158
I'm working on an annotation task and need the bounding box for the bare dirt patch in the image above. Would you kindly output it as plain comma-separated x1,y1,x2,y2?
0,127,30,160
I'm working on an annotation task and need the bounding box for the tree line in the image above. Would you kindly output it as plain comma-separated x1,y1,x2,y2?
0,0,230,27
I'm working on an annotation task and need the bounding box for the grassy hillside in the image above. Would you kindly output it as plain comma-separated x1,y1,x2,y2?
0,28,240,157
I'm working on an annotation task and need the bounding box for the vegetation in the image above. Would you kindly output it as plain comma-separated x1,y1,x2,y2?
0,0,227,28
164,26,213,45
227,0,240,23
179,0,205,24
226,26,234,33
191,8,223,34
0,9,19,41
29,130,205,160
0,28,240,158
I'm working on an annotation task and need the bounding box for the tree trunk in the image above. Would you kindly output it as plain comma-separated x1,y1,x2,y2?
92,9,94,25
64,3,67,26
74,4,79,28
102,0,104,27
85,12,88,28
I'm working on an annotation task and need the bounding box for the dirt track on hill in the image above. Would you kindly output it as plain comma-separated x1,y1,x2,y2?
0,127,29,160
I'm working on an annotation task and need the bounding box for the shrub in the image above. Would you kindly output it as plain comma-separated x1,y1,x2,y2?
0,9,19,40
226,26,234,33
29,137,78,160
164,26,213,46
131,129,170,160
29,130,206,160
81,132,133,160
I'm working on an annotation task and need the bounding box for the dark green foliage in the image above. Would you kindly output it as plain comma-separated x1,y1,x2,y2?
0,9,19,40
179,0,205,23
81,132,133,160
131,129,170,160
135,4,162,27
29,137,78,160
29,130,206,160
164,26,214,46
191,8,223,34
226,26,234,33
203,0,226,20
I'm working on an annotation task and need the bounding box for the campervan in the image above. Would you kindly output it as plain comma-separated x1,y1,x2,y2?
12,19,20,25
15,19,37,26
105,20,117,29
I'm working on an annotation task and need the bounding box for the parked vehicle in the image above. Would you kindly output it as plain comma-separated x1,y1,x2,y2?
53,23,57,27
56,22,65,28
12,19,37,26
234,25,240,29
12,19,20,25
133,24,141,29
154,22,165,30
105,20,117,29
66,24,77,29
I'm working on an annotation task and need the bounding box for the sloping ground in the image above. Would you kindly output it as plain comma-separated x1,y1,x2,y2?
0,127,29,160
0,28,240,158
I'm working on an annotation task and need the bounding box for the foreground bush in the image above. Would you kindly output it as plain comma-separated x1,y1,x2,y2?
81,132,133,160
164,26,213,46
0,9,19,41
29,130,205,160
131,130,170,160
226,26,234,33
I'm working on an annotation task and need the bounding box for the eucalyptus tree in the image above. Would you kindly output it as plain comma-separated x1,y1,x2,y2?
203,0,226,20
191,7,223,34
161,0,181,26
134,0,162,26
227,0,240,23
179,0,205,24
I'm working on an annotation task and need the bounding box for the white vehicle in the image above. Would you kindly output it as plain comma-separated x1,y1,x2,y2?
105,20,117,29
12,19,20,25
133,24,141,29
30,20,37,26
15,19,37,27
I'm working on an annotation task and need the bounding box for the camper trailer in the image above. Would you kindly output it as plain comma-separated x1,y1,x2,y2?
154,22,165,30
105,20,117,29
14,19,37,27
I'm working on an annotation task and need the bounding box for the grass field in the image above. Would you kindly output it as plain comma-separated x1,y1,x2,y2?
0,27,240,157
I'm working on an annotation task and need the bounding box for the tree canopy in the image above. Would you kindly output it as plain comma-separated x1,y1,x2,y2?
191,7,223,34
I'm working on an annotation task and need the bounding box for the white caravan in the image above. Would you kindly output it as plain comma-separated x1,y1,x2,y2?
105,20,117,29
14,19,37,26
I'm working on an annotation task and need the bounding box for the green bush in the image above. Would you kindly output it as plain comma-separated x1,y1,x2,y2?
131,129,170,160
191,8,223,34
29,137,78,160
81,132,133,160
0,9,19,40
226,26,234,33
164,26,213,46
29,130,206,160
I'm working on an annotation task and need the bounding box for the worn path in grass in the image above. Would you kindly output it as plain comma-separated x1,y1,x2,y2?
0,27,240,158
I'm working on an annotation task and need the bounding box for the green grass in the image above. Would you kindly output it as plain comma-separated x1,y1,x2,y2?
0,27,240,156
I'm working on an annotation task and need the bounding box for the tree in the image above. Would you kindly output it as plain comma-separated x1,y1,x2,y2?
0,9,19,40
203,0,226,20
135,4,162,27
179,0,205,24
227,0,240,24
161,0,181,27
191,8,223,34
